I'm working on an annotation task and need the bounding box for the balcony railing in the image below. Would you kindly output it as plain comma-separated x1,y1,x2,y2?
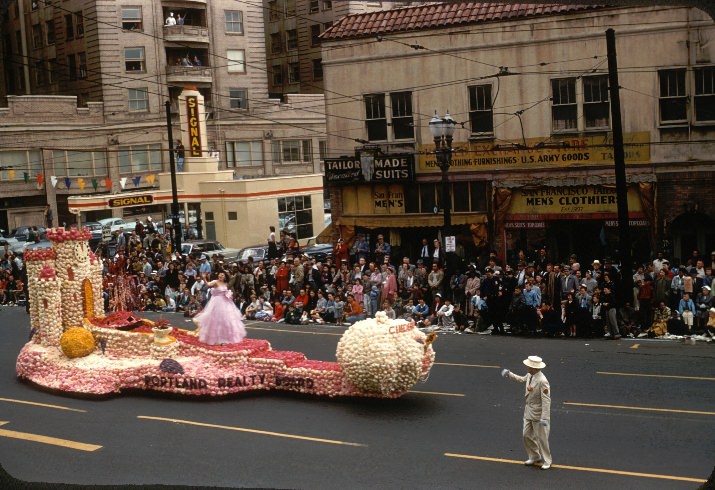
166,65,212,85
163,25,209,43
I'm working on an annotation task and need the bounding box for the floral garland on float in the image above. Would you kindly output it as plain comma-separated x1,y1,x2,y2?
16,228,436,398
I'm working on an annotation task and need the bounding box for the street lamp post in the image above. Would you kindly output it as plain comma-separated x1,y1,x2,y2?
429,111,456,295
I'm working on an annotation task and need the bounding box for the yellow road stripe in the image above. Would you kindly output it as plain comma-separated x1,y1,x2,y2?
246,326,343,336
630,344,640,349
434,362,500,369
597,371,715,381
407,390,465,397
0,397,86,413
564,402,715,416
444,453,706,483
137,416,366,446
0,422,101,452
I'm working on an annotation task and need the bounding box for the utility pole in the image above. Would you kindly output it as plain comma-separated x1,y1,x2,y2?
606,29,633,306
165,101,181,256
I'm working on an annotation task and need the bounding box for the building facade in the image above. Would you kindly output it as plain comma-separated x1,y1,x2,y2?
0,0,328,247
263,0,426,98
320,3,715,267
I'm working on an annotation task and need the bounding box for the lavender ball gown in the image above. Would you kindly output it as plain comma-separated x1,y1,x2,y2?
193,286,246,345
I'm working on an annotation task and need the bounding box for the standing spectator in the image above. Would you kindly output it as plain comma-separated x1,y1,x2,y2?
418,238,431,266
333,238,349,265
374,234,391,264
428,263,444,300
44,204,53,228
351,234,369,263
696,285,713,331
601,285,620,339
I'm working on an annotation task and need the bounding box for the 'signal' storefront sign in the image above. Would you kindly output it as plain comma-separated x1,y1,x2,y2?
108,195,154,208
186,95,202,157
325,154,414,184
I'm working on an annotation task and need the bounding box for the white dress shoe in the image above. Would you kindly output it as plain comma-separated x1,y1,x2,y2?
524,459,543,466
540,463,551,470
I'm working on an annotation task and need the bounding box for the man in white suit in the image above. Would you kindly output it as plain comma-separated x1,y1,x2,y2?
502,355,552,470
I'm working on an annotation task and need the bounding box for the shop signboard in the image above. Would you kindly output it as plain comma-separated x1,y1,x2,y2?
416,132,650,173
507,185,643,219
108,194,154,208
325,154,414,184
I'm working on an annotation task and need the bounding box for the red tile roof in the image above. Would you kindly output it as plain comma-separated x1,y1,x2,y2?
321,2,605,40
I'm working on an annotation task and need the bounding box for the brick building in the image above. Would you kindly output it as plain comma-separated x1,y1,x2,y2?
320,2,715,267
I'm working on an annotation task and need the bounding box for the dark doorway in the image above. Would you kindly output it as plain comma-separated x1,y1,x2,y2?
546,220,606,265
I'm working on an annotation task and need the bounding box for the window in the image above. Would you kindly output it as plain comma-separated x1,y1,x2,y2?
65,14,74,40
286,29,298,50
468,84,493,134
121,7,142,31
285,0,296,17
228,212,238,221
32,24,42,49
551,78,577,131
225,10,243,34
34,61,45,85
68,55,77,80
405,182,487,214
312,59,323,80
270,33,282,53
309,0,320,13
278,195,313,239
48,59,57,83
364,94,387,141
52,150,108,177
268,0,280,21
323,0,333,10
271,140,312,164
319,140,327,160
229,88,248,109
77,52,87,79
46,20,55,45
311,24,321,47
227,49,245,73
125,47,145,72
391,91,414,139
118,144,162,174
659,69,687,124
128,88,149,111
272,65,283,85
0,150,42,181
75,12,84,37
694,66,715,122
225,141,263,167
288,62,300,83
583,75,609,129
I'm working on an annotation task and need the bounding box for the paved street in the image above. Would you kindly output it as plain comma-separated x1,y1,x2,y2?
0,306,713,489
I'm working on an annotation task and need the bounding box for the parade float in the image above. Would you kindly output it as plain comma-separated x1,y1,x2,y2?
16,227,436,398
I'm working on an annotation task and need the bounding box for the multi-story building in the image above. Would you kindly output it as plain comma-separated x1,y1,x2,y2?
264,0,426,98
320,2,715,266
0,0,327,247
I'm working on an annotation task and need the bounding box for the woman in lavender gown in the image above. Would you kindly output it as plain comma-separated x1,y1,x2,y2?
193,272,246,345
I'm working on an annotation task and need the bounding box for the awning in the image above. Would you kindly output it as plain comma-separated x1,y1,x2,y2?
335,213,488,229
494,173,656,188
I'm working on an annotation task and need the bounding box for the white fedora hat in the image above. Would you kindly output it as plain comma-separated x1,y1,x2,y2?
523,355,546,369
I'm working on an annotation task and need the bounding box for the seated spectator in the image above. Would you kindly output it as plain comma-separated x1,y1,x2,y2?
345,293,366,324
619,301,638,337
678,292,697,334
647,301,671,337
284,303,302,325
436,297,456,331
272,301,285,323
255,299,274,321
382,300,396,319
539,302,563,337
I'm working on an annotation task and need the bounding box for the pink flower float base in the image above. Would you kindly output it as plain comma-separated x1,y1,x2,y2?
16,312,436,399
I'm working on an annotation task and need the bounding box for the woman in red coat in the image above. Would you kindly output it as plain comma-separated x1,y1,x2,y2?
333,238,349,265
274,261,290,294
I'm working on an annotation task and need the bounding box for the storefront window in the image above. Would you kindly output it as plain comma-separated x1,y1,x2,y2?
52,150,107,177
278,195,313,239
0,150,43,180
405,182,487,214
225,140,262,167
118,143,162,174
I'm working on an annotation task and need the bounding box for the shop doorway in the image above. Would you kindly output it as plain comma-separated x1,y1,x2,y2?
547,220,607,265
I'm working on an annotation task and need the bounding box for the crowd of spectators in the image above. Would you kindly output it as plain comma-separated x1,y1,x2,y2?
3,225,715,342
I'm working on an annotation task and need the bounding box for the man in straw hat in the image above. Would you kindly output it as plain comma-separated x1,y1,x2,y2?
502,355,552,470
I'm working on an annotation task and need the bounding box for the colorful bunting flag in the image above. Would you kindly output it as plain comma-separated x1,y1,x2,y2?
132,176,141,187
146,174,156,185
78,178,85,190
92,179,98,190
23,172,29,183
103,178,112,189
37,174,43,186
8,170,15,180
51,176,58,188
120,177,127,189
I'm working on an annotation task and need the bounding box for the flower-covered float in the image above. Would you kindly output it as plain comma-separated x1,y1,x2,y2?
16,227,436,398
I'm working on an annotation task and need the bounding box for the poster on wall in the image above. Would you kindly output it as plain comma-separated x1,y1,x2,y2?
325,154,414,184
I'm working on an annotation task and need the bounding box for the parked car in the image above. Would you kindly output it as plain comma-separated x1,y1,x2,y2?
82,221,104,250
23,239,53,253
98,217,138,234
9,225,46,242
301,243,334,262
237,245,270,265
181,240,241,262
0,231,24,258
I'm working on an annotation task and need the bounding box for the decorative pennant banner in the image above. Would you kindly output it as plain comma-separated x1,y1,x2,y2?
37,174,43,186
92,179,98,190
145,174,156,185
64,177,71,189
23,172,29,183
51,176,58,188
8,170,15,180
132,176,141,187
78,178,85,190
120,177,127,189
103,178,112,189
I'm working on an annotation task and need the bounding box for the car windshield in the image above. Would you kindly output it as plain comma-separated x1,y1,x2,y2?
181,244,192,254
239,248,264,260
